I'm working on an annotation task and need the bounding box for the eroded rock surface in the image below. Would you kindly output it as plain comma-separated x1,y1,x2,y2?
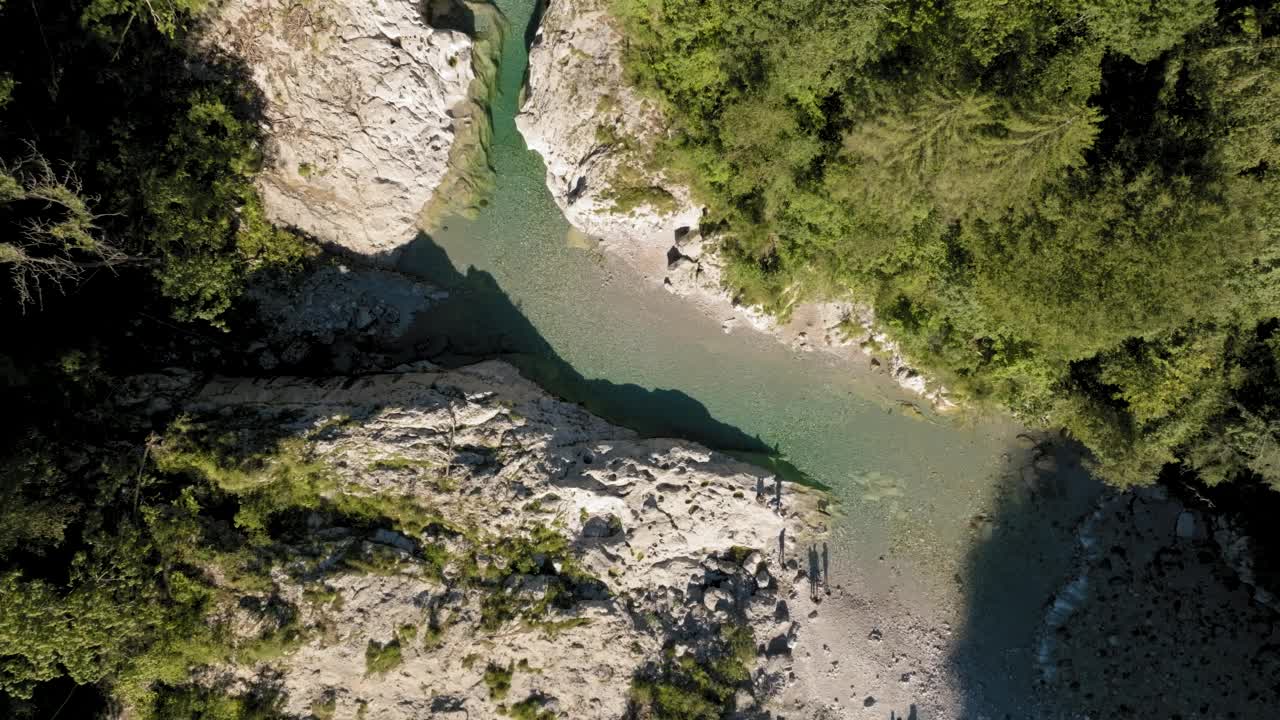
208,0,490,258
181,361,829,719
517,0,701,253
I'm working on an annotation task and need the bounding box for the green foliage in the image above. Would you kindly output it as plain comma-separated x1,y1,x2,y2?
629,625,757,719
81,0,208,38
152,413,444,541
0,439,81,556
967,168,1260,360
0,510,228,704
136,89,309,326
613,0,1280,489
364,639,403,675
0,0,310,324
148,682,289,720
1080,0,1215,62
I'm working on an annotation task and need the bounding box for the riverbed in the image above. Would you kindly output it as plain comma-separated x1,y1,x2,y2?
391,1,1276,717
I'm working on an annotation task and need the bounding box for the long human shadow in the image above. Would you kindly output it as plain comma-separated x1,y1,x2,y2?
388,231,823,489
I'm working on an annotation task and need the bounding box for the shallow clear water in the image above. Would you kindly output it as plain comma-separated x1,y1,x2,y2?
397,1,1105,714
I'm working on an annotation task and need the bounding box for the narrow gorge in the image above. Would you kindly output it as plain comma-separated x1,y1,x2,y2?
1,0,1277,719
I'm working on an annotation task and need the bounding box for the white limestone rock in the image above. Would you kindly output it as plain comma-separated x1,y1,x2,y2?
184,360,829,719
517,0,701,255
207,0,491,259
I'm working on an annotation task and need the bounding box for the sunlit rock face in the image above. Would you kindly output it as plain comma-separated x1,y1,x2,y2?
170,361,829,719
207,0,481,258
516,0,701,255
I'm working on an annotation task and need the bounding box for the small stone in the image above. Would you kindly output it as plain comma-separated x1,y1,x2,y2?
1175,511,1197,540
354,306,375,330
867,628,882,642
582,515,616,538
1033,453,1058,474
146,397,172,416
258,350,279,370
755,566,773,590
863,696,876,707
703,587,728,613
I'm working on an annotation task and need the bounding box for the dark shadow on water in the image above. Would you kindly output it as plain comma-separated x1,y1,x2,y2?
947,435,1280,719
392,231,827,490
945,437,1105,719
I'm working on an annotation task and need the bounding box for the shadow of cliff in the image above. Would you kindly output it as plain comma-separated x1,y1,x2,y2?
385,231,821,488
423,0,480,34
946,436,1280,719
943,437,1104,719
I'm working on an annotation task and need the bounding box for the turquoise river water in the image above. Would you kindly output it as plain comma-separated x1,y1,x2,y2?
396,1,1108,716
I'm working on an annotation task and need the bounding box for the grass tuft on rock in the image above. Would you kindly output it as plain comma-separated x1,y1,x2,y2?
629,624,757,719
484,662,513,700
365,638,403,675
509,693,557,720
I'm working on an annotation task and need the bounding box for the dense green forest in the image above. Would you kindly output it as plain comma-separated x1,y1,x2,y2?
0,0,308,324
613,0,1280,489
0,0,318,716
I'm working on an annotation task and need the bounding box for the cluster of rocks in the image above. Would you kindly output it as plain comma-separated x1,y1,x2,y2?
173,360,829,719
1037,485,1280,716
663,226,719,297
246,262,445,372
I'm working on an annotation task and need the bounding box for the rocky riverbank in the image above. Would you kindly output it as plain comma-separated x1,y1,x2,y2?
1033,485,1280,717
126,360,833,718
516,0,953,409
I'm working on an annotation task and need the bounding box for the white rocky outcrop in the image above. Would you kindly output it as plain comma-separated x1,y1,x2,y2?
516,0,701,254
518,0,954,408
176,361,828,719
207,0,495,258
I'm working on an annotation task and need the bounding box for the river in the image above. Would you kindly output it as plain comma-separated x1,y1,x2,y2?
396,1,1110,716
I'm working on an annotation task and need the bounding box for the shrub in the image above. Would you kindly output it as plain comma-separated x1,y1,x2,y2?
483,662,513,700
364,639,403,675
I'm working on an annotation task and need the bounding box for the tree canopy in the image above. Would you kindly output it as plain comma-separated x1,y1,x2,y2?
0,0,307,326
613,0,1280,489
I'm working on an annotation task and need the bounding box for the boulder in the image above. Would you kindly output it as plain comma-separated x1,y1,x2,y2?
207,0,485,257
